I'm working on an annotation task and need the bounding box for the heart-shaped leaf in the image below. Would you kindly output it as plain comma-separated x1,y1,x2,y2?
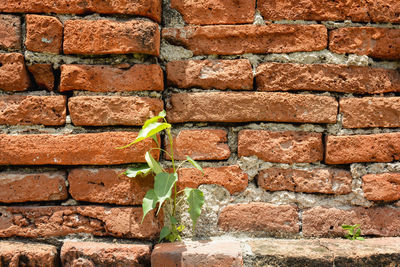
142,189,157,223
186,156,204,174
184,188,204,230
154,173,178,215
124,165,152,178
145,151,163,174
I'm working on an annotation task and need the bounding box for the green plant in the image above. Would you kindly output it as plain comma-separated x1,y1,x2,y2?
118,110,204,242
341,224,365,241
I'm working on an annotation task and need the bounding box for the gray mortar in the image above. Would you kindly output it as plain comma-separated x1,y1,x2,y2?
162,0,185,28
160,40,193,62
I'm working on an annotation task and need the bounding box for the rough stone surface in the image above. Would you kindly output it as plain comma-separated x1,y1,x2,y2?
63,19,160,56
330,27,400,60
165,129,230,160
25,15,63,54
152,240,243,267
167,59,253,90
60,64,164,92
162,24,327,55
61,241,151,267
302,206,400,237
218,203,299,236
68,168,153,205
0,0,162,22
27,64,54,90
340,97,400,128
177,165,248,194
0,53,30,91
0,15,20,51
326,133,400,164
0,132,159,165
258,168,352,195
170,0,255,25
0,206,162,239
238,130,323,163
0,95,66,125
0,241,58,267
256,62,400,94
362,173,400,202
167,92,338,123
69,96,163,126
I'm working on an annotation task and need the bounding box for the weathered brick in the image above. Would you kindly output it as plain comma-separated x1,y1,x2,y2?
256,62,400,94
61,242,151,267
0,95,66,125
165,129,230,160
167,92,337,123
60,64,163,92
68,168,153,205
0,0,162,22
258,0,400,24
0,53,30,91
69,96,163,126
167,59,253,90
152,240,243,267
27,64,54,91
0,206,162,239
25,15,63,54
325,133,400,164
162,24,327,55
218,203,299,236
0,132,159,165
177,166,248,194
363,173,400,202
64,19,160,56
0,241,58,267
340,97,400,128
170,0,255,25
238,130,323,163
0,15,20,51
258,168,352,195
330,27,400,60
0,171,67,203
303,206,400,237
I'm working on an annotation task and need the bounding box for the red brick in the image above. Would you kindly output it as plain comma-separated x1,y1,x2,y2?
362,173,400,202
25,15,63,54
177,166,248,194
0,15,20,51
0,241,57,267
218,203,299,236
0,0,162,22
340,97,400,128
258,168,352,195
0,132,159,165
325,133,400,164
167,59,253,90
303,206,400,237
68,168,153,205
167,92,337,123
165,129,230,160
239,130,323,163
27,64,54,91
256,62,400,94
60,64,163,92
0,95,66,125
0,206,162,239
170,0,255,25
152,240,243,267
162,24,327,55
258,0,400,24
61,241,151,267
64,19,160,56
330,27,400,60
69,96,163,126
0,53,30,91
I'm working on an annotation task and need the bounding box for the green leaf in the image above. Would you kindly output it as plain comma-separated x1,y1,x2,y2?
170,215,178,225
136,122,171,143
177,225,185,232
356,228,361,236
142,189,157,223
341,225,352,229
124,165,152,178
186,156,204,174
145,151,163,174
356,237,365,241
151,134,159,147
154,173,178,215
159,226,171,242
184,188,204,230
143,110,167,129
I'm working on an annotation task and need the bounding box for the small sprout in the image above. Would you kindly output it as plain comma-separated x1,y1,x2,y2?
342,224,365,241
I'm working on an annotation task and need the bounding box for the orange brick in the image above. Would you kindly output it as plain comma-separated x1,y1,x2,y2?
27,64,54,91
0,242,57,267
362,173,400,202
0,53,30,91
0,15,20,51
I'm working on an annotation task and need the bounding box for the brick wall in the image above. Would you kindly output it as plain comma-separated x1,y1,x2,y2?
0,0,399,265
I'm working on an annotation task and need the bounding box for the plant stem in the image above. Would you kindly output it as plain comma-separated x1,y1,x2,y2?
166,128,177,216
